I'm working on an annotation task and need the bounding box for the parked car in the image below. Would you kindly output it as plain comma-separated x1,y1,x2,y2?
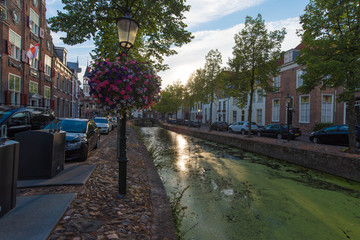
110,117,118,127
0,106,55,138
167,118,177,124
190,121,201,128
93,117,111,134
257,124,302,139
309,125,360,147
45,118,100,161
210,121,229,131
107,117,115,131
229,121,258,134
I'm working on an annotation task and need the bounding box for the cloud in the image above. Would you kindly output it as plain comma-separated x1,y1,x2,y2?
46,0,59,5
159,17,302,87
185,0,265,28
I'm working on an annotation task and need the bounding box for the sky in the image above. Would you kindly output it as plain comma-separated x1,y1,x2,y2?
46,0,310,88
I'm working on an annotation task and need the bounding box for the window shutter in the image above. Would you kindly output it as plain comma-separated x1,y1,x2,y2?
21,93,28,106
5,90,11,105
6,40,11,55
39,28,44,38
39,61,44,72
22,49,28,62
28,16,32,28
50,99,55,110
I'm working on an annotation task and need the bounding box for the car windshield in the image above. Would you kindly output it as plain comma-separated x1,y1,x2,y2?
93,118,108,123
45,120,87,133
0,108,17,124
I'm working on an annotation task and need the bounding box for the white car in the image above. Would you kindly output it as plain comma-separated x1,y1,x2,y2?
229,121,258,134
93,117,110,134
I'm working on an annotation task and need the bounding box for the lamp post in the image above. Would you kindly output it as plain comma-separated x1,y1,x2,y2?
285,94,292,142
116,11,139,196
197,109,200,124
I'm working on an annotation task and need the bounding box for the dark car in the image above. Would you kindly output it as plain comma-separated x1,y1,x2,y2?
309,125,360,148
257,124,302,139
0,106,55,138
210,121,229,131
46,118,100,161
190,121,201,128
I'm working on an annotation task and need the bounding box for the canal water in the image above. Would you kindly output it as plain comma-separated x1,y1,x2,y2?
139,127,360,240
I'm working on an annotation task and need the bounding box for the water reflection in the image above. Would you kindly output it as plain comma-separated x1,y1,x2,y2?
140,127,360,240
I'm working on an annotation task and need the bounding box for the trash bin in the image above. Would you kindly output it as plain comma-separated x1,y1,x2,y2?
15,130,66,180
0,140,19,218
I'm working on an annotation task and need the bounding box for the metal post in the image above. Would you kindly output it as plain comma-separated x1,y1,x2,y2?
118,113,128,196
287,104,290,142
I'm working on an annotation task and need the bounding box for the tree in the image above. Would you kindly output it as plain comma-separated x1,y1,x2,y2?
48,0,193,70
296,0,360,153
203,49,223,130
227,14,285,136
153,81,184,119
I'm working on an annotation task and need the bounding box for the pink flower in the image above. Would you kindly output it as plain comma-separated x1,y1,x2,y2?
120,90,126,95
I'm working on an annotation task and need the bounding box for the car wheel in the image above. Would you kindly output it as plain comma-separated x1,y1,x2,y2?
257,132,261,137
217,127,220,131
94,137,100,149
229,128,233,133
276,133,282,140
312,137,320,144
80,144,89,162
241,129,246,135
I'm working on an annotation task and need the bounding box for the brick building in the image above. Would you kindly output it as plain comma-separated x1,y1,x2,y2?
0,0,82,118
265,44,360,134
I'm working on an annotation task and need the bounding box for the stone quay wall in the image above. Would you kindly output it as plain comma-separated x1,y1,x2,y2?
162,124,360,182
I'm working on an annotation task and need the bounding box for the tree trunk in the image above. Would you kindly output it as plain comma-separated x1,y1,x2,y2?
347,95,358,153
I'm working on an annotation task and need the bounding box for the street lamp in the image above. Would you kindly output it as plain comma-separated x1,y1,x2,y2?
285,94,292,142
197,109,200,124
116,11,139,196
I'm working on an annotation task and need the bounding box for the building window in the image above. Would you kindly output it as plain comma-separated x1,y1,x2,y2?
257,90,264,103
233,111,237,123
57,74,60,88
45,55,52,76
29,44,39,69
321,95,333,123
296,69,304,88
8,74,21,105
284,51,293,64
30,9,39,36
62,78,66,91
9,29,21,61
272,99,280,122
256,109,263,124
241,110,245,121
44,86,51,108
29,81,38,94
273,76,280,91
299,95,310,123
223,100,226,111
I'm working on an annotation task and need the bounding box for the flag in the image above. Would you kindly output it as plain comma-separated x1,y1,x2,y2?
27,43,39,59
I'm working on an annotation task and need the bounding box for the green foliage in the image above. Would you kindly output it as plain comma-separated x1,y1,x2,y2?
313,123,334,132
153,81,184,117
297,0,360,152
48,0,193,70
226,14,285,127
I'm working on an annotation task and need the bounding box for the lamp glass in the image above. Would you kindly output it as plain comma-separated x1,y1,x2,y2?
117,17,139,49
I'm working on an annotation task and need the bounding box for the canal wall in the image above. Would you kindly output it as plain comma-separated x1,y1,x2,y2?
161,124,360,182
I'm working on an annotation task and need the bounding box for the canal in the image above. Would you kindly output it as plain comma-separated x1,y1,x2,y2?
139,127,360,240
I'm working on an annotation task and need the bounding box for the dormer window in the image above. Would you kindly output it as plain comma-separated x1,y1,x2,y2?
284,49,299,64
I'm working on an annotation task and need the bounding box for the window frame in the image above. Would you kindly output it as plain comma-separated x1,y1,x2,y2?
9,29,21,61
30,8,39,36
45,54,52,76
29,80,38,94
299,95,310,123
8,74,21,106
321,94,334,123
29,43,39,70
273,75,280,92
272,98,280,122
296,69,304,88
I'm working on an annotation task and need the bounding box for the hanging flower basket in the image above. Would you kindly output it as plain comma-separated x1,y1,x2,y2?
87,56,161,114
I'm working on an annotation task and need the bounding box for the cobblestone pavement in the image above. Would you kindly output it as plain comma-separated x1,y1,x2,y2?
17,124,176,240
